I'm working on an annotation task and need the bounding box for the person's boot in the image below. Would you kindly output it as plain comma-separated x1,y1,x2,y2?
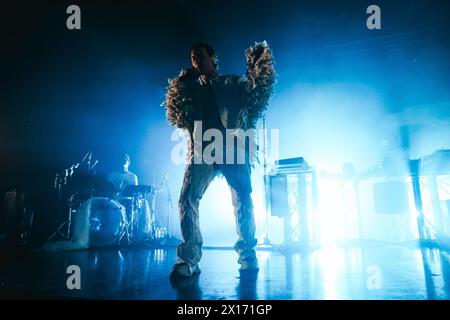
238,254,259,271
172,260,201,277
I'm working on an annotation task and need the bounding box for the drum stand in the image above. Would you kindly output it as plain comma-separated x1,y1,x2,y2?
128,195,142,244
161,176,179,244
126,191,155,244
147,192,157,241
47,195,76,241
118,213,131,245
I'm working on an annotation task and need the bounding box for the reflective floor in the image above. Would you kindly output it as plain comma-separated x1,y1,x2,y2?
1,243,450,299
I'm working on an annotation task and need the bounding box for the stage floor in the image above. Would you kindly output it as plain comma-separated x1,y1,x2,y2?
1,243,450,299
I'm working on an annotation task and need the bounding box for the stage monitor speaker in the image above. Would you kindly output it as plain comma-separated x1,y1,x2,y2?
373,181,409,214
269,175,289,216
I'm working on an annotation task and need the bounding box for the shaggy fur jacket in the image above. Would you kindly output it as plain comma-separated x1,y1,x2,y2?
164,41,276,162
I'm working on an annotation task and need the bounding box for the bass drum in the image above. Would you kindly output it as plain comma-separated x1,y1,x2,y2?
78,197,128,247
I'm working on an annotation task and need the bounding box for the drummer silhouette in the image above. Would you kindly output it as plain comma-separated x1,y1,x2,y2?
107,153,138,193
107,152,153,241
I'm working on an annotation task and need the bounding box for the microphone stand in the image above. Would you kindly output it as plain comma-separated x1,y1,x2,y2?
162,175,178,244
48,166,75,241
262,115,272,246
47,152,97,242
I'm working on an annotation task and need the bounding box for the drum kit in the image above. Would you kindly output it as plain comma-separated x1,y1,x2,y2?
81,184,157,247
48,153,172,248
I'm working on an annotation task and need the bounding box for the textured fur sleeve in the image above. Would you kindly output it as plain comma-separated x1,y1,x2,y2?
164,69,196,131
241,41,276,128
